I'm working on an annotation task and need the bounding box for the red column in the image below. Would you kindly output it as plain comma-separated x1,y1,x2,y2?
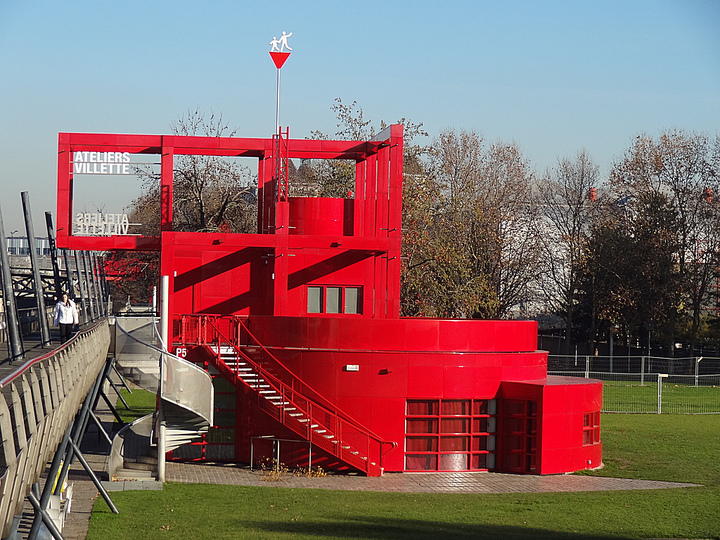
56,134,73,247
160,138,174,232
386,125,404,318
353,159,366,237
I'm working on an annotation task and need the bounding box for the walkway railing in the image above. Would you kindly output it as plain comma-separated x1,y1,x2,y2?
0,319,111,538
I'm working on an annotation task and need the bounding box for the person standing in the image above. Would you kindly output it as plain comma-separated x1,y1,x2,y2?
53,292,79,344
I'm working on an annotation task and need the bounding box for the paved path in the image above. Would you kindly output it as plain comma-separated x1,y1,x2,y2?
166,461,699,494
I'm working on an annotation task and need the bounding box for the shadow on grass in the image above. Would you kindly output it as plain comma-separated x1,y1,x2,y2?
242,516,630,540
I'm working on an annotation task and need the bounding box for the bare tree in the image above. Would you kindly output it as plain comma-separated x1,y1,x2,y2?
170,109,257,232
535,151,599,346
300,99,428,198
134,109,257,233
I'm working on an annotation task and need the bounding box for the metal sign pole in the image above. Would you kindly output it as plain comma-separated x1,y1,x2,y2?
276,67,281,134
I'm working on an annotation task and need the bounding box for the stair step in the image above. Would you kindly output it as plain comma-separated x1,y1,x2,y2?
124,461,156,471
114,468,154,479
137,456,158,465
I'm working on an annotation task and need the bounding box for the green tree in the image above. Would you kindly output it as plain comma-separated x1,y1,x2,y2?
609,129,720,350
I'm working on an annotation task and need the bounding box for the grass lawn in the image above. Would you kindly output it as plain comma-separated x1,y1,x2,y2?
88,413,720,539
115,387,157,425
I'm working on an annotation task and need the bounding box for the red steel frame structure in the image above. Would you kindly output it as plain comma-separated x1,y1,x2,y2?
57,127,602,475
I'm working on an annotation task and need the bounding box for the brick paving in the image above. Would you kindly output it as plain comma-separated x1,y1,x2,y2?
166,461,700,494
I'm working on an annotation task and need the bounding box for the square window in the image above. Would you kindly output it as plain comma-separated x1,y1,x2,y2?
440,436,468,452
406,436,438,452
439,453,468,471
407,400,438,416
406,418,438,434
406,454,437,471
441,400,469,415
473,399,497,415
441,418,469,433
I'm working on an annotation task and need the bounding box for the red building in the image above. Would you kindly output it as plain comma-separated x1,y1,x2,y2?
56,127,602,476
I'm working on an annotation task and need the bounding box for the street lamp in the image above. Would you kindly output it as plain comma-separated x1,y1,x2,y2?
9,230,18,255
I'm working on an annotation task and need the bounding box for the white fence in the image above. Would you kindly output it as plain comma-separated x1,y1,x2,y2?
550,370,720,414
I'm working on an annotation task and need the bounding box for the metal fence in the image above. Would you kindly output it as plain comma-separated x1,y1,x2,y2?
0,307,55,344
548,354,720,376
549,370,720,414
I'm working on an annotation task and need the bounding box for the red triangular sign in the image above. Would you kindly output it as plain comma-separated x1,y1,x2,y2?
270,52,291,69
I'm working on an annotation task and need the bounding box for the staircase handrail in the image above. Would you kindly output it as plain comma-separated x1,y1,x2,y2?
115,317,214,425
183,314,397,461
206,314,391,443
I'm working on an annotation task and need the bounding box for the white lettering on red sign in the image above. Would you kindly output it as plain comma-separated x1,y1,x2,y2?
74,212,131,236
73,152,132,174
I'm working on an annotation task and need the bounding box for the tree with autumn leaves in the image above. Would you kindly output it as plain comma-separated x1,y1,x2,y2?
578,130,720,352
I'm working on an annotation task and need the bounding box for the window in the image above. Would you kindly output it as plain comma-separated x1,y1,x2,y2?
326,287,341,313
583,411,601,445
405,399,497,471
308,287,323,313
307,285,362,315
344,287,361,314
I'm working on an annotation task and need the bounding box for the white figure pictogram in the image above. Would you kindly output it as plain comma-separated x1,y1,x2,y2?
270,31,293,53
279,31,292,52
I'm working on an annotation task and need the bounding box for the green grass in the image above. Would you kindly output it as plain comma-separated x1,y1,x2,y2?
602,380,720,413
88,414,720,539
115,387,157,425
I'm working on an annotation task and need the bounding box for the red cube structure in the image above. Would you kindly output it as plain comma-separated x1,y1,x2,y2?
56,126,602,475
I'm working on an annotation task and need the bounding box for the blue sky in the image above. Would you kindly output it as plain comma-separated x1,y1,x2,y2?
1,0,718,233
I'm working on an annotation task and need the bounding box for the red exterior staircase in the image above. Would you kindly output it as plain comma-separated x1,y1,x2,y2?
176,314,396,476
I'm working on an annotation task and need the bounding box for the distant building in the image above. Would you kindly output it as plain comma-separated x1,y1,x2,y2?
5,236,52,257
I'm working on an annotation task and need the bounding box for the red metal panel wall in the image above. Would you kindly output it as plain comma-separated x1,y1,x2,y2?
288,197,354,236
